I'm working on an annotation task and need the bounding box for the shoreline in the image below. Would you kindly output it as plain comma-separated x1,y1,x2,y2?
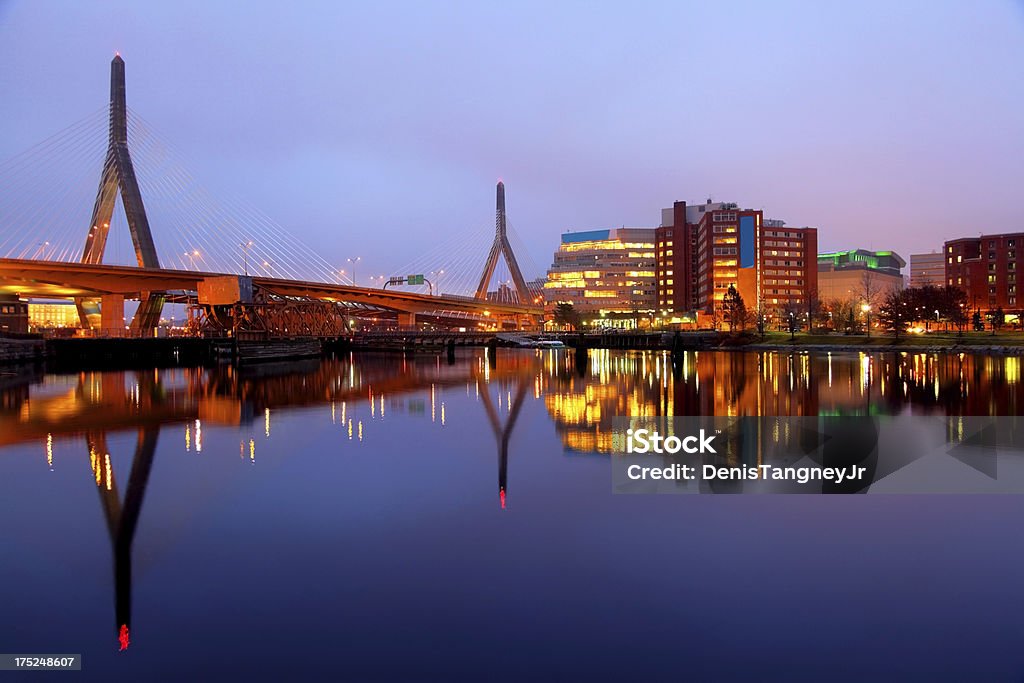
732,341,1024,355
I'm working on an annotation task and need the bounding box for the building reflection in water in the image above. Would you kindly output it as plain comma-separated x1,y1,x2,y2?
1,347,1022,647
542,349,1024,453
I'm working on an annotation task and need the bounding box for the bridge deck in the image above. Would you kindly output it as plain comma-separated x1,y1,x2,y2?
0,258,542,317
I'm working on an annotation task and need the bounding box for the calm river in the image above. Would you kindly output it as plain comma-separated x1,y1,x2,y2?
1,349,1022,681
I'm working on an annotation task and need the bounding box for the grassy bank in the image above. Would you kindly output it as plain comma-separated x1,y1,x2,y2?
735,331,1024,353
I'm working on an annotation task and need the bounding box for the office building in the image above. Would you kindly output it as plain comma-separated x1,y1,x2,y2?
28,300,80,330
759,221,818,316
656,200,817,320
945,233,1023,311
817,249,905,302
818,249,905,277
0,295,29,334
909,252,945,289
544,228,656,325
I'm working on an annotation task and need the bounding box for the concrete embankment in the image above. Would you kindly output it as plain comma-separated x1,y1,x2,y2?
45,337,219,370
741,342,1024,356
0,336,45,365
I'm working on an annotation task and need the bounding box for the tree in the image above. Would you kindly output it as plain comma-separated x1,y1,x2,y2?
804,287,823,332
553,302,581,331
988,306,1005,335
782,300,801,341
972,310,984,332
708,305,723,332
907,285,943,331
827,298,858,334
941,286,968,337
722,285,747,332
878,289,911,337
858,270,884,337
755,309,767,340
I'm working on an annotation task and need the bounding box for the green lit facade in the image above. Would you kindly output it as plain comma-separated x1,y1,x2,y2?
816,249,905,276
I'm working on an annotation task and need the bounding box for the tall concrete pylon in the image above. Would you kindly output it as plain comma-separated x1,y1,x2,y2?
78,55,164,333
474,181,530,302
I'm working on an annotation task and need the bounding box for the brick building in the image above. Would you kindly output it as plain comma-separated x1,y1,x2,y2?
945,233,1023,312
656,200,817,322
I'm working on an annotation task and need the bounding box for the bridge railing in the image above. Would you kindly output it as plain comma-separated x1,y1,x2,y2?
353,329,496,339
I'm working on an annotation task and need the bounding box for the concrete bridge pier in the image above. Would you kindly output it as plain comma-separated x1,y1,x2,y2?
101,294,125,337
397,312,417,328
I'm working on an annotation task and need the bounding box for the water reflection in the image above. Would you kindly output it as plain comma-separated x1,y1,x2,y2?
543,349,1023,452
2,348,1021,456
0,347,1022,651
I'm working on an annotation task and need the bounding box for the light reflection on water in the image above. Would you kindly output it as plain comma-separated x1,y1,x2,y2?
1,348,1023,680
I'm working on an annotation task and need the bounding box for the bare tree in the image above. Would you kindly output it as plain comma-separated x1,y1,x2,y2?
804,286,823,332
781,300,801,341
858,270,884,337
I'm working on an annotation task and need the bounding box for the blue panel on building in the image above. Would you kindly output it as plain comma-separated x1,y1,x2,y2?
562,229,611,244
739,216,755,268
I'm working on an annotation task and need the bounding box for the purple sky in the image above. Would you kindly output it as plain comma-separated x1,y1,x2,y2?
1,1,1023,281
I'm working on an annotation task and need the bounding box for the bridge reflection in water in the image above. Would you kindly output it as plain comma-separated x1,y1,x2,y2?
1,347,1022,649
0,350,540,649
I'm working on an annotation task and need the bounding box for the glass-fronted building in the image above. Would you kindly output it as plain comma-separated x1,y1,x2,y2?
544,228,656,326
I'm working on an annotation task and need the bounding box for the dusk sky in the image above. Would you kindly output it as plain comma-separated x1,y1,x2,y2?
1,1,1023,283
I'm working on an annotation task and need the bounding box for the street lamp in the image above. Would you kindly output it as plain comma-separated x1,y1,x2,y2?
861,303,872,337
240,240,254,275
347,257,361,286
185,250,200,270
262,260,274,276
431,269,445,296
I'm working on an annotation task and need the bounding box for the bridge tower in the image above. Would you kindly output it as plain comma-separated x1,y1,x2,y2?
478,377,528,508
474,181,530,303
77,55,164,333
87,425,159,651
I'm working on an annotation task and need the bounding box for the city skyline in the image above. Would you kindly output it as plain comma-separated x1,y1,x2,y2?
1,2,1023,280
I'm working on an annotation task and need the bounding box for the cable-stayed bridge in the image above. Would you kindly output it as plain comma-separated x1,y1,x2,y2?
0,56,543,335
